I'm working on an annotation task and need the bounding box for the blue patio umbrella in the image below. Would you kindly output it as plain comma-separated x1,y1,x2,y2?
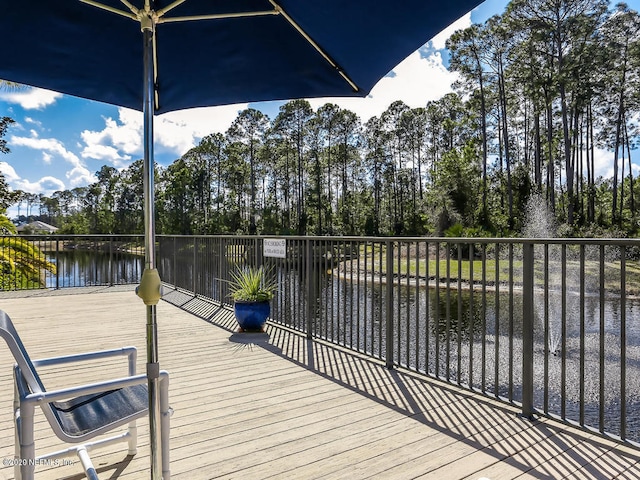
0,1,483,478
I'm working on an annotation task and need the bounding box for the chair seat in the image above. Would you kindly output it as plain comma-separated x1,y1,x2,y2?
52,384,148,437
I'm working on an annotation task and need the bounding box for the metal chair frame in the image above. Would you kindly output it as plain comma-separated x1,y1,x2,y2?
0,310,170,480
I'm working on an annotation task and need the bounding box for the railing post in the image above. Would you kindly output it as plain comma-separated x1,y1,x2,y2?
218,239,224,303
192,237,197,295
522,241,535,419
172,236,177,289
385,240,394,369
109,237,114,286
256,237,262,266
55,238,60,290
306,238,313,338
620,245,627,440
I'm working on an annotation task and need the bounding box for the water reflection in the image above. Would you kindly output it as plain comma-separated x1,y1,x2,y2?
45,251,143,288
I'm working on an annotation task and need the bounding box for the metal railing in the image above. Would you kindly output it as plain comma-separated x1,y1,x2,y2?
157,234,640,447
0,235,144,289
4,233,638,446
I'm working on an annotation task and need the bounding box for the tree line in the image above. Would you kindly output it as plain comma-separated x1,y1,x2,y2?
6,0,640,238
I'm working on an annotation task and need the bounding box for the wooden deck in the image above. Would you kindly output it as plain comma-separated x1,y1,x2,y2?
0,286,639,480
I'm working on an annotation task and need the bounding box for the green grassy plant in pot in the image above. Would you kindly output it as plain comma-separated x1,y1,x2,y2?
229,266,277,332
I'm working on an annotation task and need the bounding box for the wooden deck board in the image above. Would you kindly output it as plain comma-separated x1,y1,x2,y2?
0,286,638,479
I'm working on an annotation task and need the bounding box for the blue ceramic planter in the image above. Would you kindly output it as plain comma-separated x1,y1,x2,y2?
233,301,270,331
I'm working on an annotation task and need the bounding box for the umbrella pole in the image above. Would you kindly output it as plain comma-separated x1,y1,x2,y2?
138,20,163,480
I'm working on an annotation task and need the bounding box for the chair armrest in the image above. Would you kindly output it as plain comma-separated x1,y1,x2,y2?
33,347,138,376
21,373,149,406
33,346,138,366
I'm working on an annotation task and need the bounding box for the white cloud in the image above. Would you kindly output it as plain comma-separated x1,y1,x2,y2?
14,176,66,195
592,148,640,180
308,50,461,122
11,136,81,166
431,14,472,50
155,103,248,154
65,166,95,187
80,103,248,164
0,162,65,206
81,109,142,158
0,162,20,182
593,148,613,179
9,134,96,186
304,14,471,122
0,87,62,110
24,117,42,128
81,143,132,166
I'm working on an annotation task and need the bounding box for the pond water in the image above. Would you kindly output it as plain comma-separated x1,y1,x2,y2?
45,251,143,288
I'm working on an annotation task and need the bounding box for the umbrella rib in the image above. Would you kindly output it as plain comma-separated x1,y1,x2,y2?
155,0,187,18
119,0,140,16
79,0,138,20
268,0,359,93
157,10,279,24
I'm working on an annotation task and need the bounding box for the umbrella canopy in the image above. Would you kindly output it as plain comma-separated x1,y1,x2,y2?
1,1,483,478
1,0,481,114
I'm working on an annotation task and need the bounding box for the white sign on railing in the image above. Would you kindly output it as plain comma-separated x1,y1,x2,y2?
263,238,286,258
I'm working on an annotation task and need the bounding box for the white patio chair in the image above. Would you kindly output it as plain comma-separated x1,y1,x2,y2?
0,310,170,480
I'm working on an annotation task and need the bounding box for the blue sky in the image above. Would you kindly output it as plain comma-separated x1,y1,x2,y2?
0,0,625,218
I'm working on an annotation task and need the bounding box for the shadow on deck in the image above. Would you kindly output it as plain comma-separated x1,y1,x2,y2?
0,286,637,479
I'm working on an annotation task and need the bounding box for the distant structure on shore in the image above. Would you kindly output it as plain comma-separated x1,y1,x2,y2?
16,221,58,234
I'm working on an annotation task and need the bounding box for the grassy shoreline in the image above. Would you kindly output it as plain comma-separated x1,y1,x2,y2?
336,255,640,298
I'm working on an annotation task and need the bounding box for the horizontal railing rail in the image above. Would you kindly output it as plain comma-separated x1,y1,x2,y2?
157,234,640,448
1,235,144,289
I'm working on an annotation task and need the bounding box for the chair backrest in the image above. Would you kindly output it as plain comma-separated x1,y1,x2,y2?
0,310,46,394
